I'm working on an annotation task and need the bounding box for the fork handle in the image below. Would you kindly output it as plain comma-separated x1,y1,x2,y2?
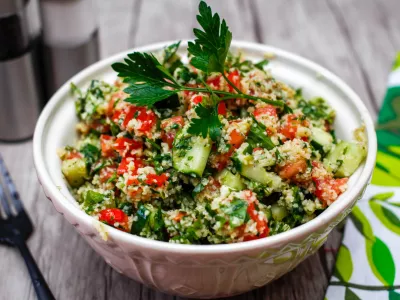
14,238,55,300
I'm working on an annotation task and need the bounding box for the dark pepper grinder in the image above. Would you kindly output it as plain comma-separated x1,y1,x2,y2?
0,0,45,142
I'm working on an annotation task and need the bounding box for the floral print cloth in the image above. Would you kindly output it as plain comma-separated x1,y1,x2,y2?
326,53,400,300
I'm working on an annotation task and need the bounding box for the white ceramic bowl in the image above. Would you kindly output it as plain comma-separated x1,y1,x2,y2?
33,41,376,298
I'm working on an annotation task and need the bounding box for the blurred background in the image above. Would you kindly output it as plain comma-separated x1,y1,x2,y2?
1,0,400,299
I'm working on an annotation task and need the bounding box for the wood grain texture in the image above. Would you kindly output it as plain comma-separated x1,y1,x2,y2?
1,0,398,299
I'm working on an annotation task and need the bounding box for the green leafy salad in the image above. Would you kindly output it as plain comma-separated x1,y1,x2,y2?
59,1,367,244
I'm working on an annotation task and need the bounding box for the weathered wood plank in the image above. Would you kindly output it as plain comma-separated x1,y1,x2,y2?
253,0,382,117
327,0,400,109
130,0,258,48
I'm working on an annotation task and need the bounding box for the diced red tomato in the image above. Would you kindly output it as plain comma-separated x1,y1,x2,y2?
280,114,309,140
145,173,169,187
65,152,82,160
213,148,234,171
119,105,157,133
173,211,186,222
279,114,299,140
99,208,129,231
136,107,157,132
89,121,110,133
161,116,184,130
112,109,122,124
253,147,263,152
227,70,241,92
107,91,125,116
161,131,176,148
160,116,184,148
182,84,198,98
117,157,144,175
313,177,348,205
99,165,117,183
107,99,115,116
114,137,143,157
192,95,203,105
122,106,136,128
254,106,278,118
126,177,139,186
229,129,245,149
247,202,269,236
279,159,307,180
100,134,115,158
217,101,227,116
206,75,221,88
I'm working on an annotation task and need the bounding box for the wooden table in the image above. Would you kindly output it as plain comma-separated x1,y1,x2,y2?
1,0,399,299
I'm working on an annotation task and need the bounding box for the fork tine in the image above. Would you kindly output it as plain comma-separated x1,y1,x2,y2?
0,154,23,214
0,165,12,218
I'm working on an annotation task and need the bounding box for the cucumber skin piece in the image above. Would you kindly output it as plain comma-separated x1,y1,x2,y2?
271,204,288,221
336,143,366,177
323,141,348,173
61,158,88,187
323,141,366,177
240,163,281,188
172,135,211,177
217,169,244,191
311,127,333,153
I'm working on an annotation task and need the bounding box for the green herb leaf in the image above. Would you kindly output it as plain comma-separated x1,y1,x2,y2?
150,208,164,232
80,143,100,172
188,104,221,141
247,116,275,150
70,82,82,97
163,41,181,64
131,202,149,235
112,52,178,107
188,1,232,74
85,190,104,205
118,202,133,216
83,190,105,212
192,182,205,198
223,198,248,228
254,59,269,70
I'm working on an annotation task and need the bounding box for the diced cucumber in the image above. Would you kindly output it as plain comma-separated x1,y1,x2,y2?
216,169,244,191
311,127,333,153
336,143,366,177
271,204,288,221
173,134,211,177
323,141,348,173
323,141,366,177
61,158,88,187
82,190,105,212
240,163,281,188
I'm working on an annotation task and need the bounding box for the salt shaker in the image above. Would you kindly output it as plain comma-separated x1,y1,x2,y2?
40,0,99,98
0,0,44,142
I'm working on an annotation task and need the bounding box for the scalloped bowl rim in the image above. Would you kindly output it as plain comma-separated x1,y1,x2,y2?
33,40,376,255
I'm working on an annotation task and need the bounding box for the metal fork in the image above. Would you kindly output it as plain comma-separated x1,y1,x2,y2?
0,154,55,300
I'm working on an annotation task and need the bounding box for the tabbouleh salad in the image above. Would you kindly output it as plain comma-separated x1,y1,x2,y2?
58,1,367,244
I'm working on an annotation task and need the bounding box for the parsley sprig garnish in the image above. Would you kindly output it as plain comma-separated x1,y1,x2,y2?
112,1,289,140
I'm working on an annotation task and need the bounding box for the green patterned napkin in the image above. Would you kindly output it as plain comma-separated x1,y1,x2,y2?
326,53,400,299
